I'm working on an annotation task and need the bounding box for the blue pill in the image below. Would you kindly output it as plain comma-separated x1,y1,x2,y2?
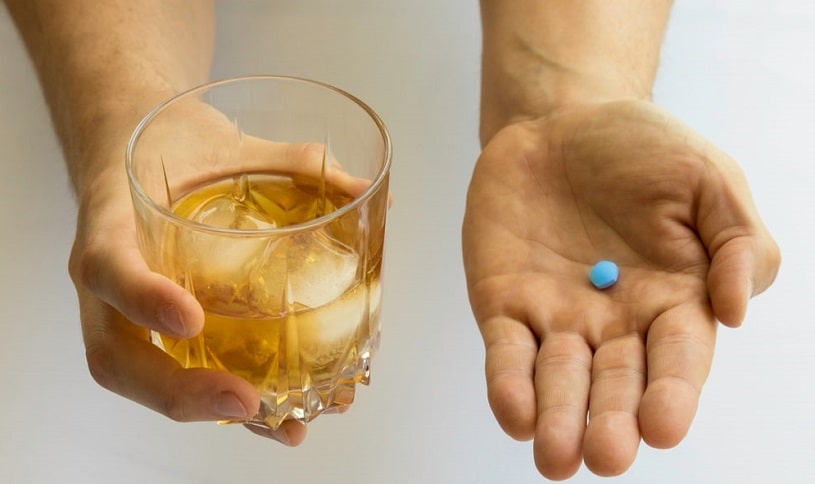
589,260,619,289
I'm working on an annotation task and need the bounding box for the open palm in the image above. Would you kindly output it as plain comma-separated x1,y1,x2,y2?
462,101,779,479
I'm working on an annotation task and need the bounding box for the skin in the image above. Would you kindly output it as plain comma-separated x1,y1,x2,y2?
5,0,781,476
3,0,305,446
469,0,780,479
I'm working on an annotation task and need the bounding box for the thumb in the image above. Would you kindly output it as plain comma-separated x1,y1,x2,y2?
69,228,204,338
707,234,780,327
696,156,781,327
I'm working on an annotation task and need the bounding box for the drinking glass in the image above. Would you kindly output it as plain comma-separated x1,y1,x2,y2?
126,75,391,430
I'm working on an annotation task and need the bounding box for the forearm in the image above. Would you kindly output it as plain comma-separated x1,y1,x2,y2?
479,0,672,144
4,0,214,191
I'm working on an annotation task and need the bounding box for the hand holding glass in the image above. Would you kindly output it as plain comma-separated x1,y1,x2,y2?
126,76,391,430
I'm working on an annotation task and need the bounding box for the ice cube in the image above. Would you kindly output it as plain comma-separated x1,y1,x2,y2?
189,193,277,231
178,194,275,295
296,279,380,370
296,285,366,369
287,231,359,308
249,230,359,315
180,232,268,295
303,281,368,344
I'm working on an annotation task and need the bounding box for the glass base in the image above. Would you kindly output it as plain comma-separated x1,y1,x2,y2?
219,351,372,430
150,302,381,431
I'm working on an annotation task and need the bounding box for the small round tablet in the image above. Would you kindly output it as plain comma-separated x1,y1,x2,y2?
589,260,619,289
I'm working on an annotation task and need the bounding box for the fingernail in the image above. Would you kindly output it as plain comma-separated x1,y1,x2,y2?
158,304,186,336
214,392,249,419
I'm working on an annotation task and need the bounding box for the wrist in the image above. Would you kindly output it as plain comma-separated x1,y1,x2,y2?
478,0,671,145
479,54,653,146
64,89,176,193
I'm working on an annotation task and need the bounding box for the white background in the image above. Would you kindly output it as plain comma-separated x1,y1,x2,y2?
1,1,813,483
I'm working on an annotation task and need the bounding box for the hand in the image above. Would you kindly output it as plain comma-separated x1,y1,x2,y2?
68,100,366,446
72,169,311,444
462,100,780,479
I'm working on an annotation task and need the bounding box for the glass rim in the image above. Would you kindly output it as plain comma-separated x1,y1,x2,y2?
125,74,392,236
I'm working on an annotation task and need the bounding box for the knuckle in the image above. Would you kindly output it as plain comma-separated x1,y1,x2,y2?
287,142,325,168
68,239,106,291
161,376,190,422
85,343,119,395
767,238,782,270
299,141,325,158
163,398,188,423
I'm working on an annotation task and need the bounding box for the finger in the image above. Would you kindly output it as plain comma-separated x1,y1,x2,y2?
80,292,260,423
707,234,781,327
71,237,204,338
639,301,716,448
696,157,781,327
284,142,374,199
244,420,308,447
533,332,592,481
480,315,538,441
583,333,646,477
241,138,374,198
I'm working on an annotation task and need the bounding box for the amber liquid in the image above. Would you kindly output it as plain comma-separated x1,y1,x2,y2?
155,172,382,428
